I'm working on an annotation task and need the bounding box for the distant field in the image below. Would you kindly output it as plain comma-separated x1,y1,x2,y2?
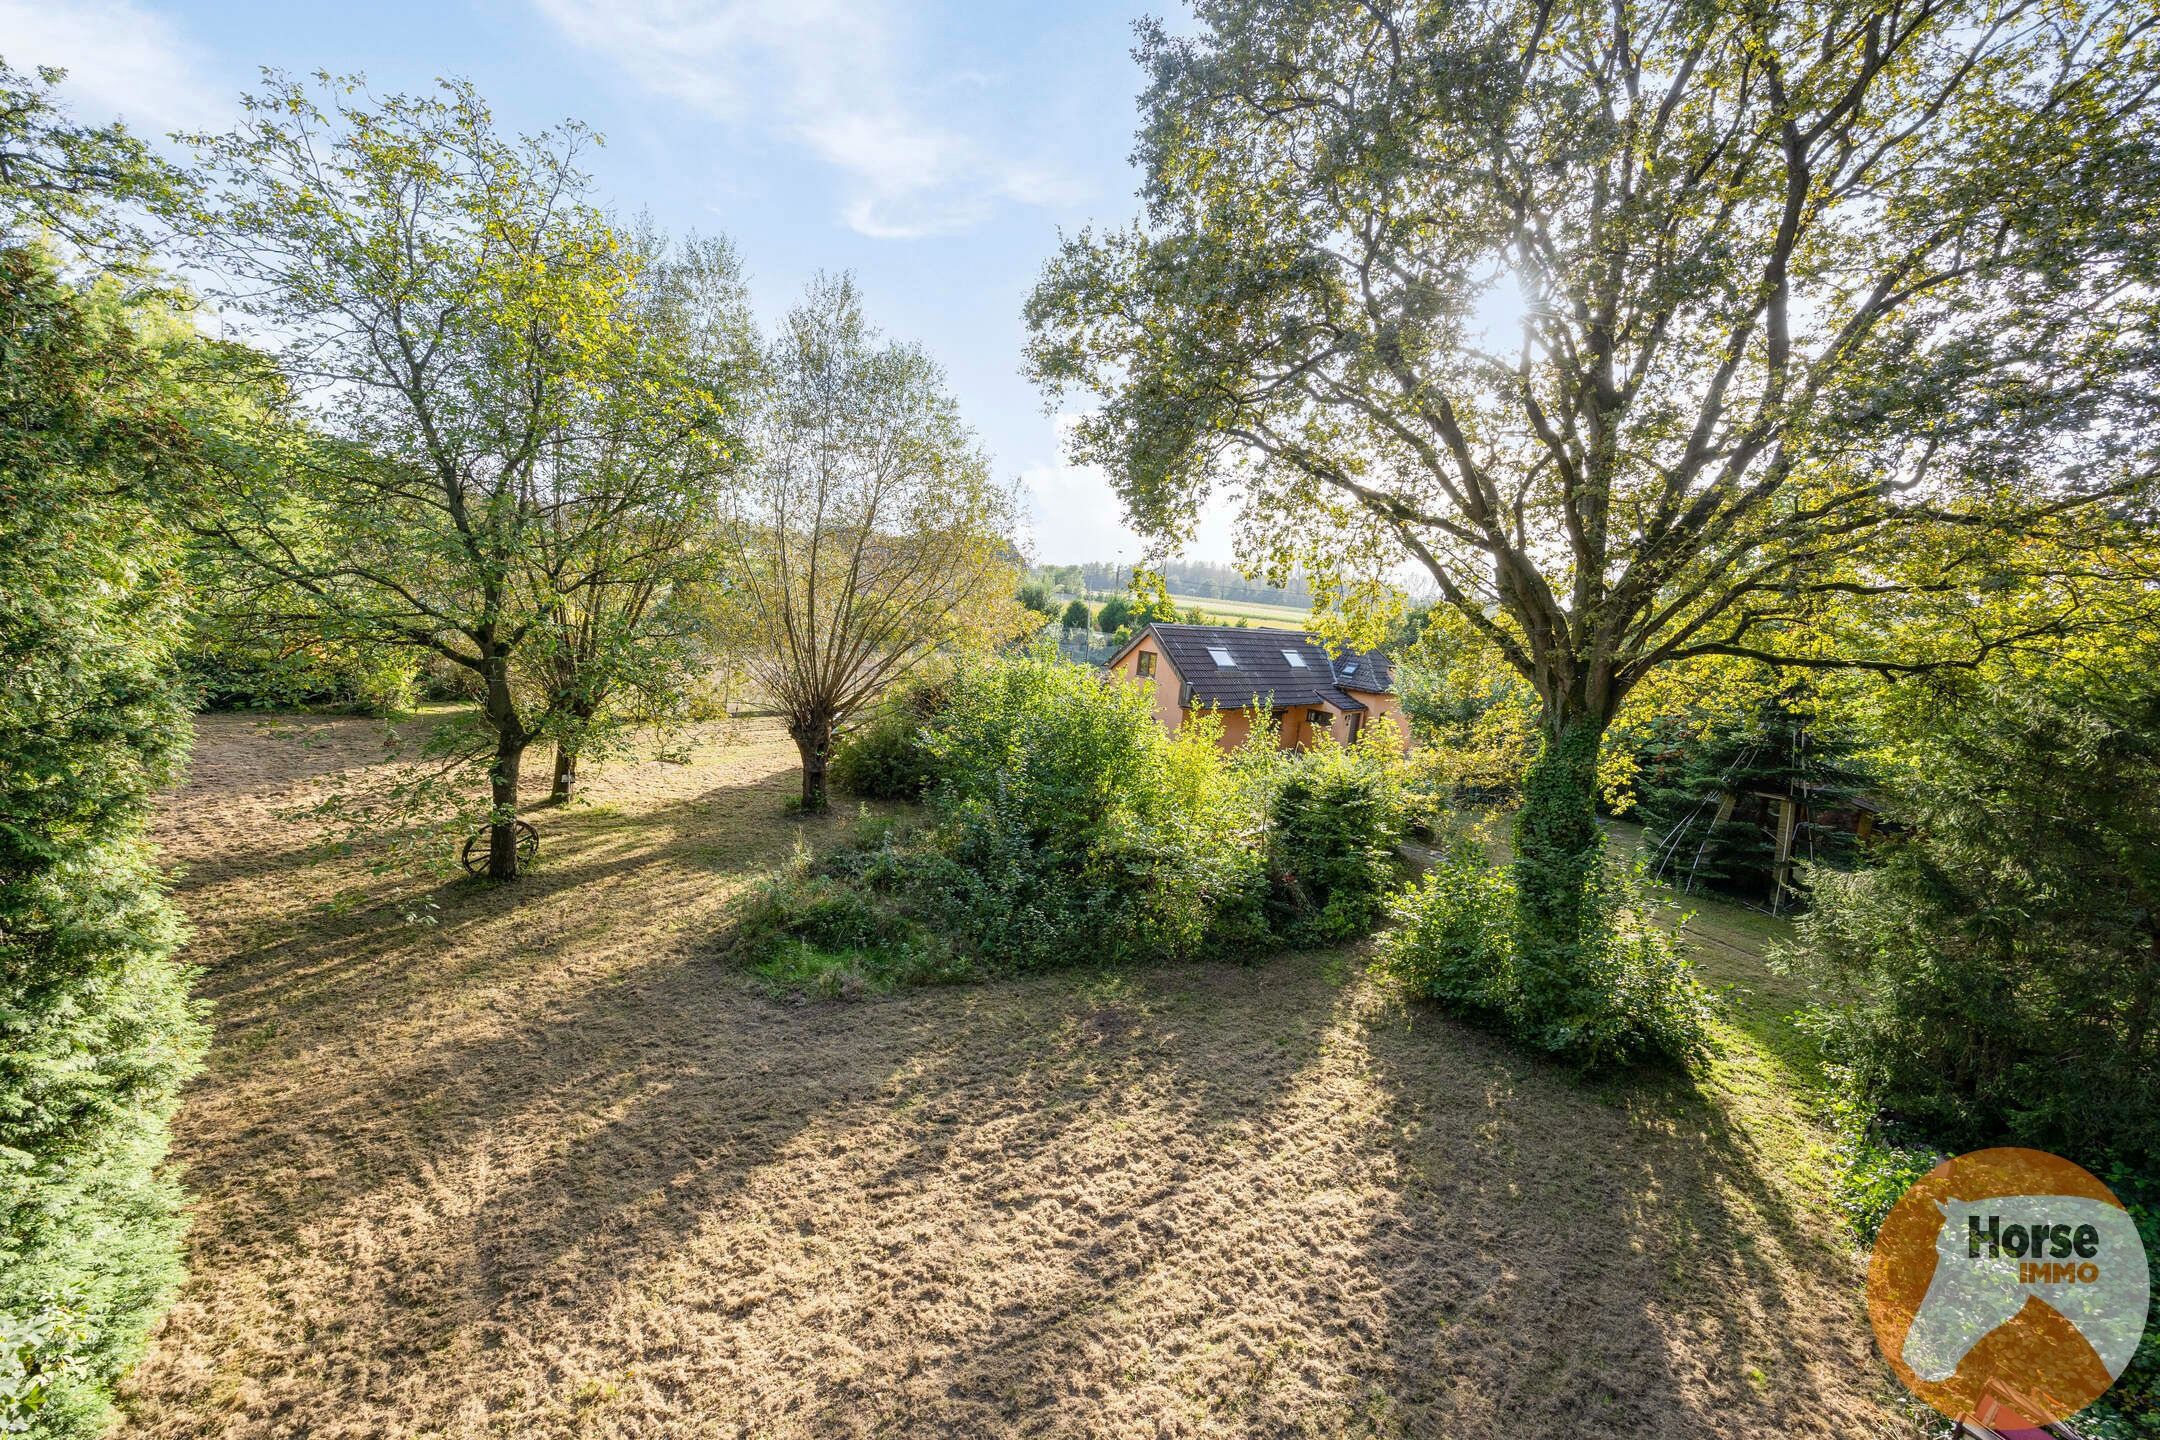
1166,592,1310,628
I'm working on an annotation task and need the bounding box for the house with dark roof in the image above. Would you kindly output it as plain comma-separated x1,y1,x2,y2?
1103,622,1412,751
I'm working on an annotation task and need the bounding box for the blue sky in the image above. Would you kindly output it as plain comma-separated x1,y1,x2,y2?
5,0,1239,566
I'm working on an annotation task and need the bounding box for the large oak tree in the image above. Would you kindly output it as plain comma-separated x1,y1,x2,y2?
1027,0,2160,1022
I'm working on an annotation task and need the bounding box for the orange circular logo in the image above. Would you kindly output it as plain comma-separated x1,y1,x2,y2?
1867,1147,2151,1429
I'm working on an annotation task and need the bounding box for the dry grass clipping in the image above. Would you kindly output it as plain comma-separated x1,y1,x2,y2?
117,713,1904,1438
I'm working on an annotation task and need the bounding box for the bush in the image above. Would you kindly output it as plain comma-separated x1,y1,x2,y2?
1375,841,1516,1017
728,867,969,997
732,656,1416,997
1778,675,2160,1177
918,654,1270,968
1378,847,1711,1070
179,630,418,715
0,249,209,1438
1775,673,2160,1438
1265,738,1408,945
830,707,936,801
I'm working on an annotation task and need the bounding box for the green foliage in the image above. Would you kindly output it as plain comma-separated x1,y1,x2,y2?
917,653,1269,969
729,867,968,998
743,656,1419,993
2085,1174,2160,1440
179,629,417,715
0,58,171,257
1016,581,1056,616
1379,846,1712,1071
1635,692,1871,906
1376,843,1521,1020
0,243,208,1438
1818,1095,1942,1241
1509,726,1610,1044
1125,569,1180,630
1026,0,2160,698
1777,665,2160,1438
1264,739,1407,945
699,274,1030,813
179,75,744,877
1025,0,2160,1080
1394,608,1539,804
1779,674,2160,1176
1060,598,1092,633
829,708,936,802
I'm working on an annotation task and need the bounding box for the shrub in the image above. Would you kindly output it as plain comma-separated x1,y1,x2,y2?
1264,738,1408,945
918,654,1270,968
1375,841,1516,1017
178,630,418,715
1778,675,2160,1176
2087,1174,2160,1440
1378,847,1711,1070
0,249,209,1438
829,707,936,801
1775,672,2160,1439
728,868,969,997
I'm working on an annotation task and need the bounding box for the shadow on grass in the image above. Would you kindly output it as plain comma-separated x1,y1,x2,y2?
137,719,1892,1438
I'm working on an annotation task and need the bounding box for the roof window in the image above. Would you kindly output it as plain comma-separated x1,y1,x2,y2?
1282,650,1307,668
1341,661,1358,675
1208,647,1237,667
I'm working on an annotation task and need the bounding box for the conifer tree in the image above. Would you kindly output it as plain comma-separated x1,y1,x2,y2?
1636,693,1871,907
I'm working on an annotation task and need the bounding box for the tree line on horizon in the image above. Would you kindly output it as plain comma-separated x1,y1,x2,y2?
1030,559,1314,608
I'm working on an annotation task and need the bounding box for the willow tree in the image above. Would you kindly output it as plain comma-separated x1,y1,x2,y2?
710,274,1026,811
180,76,736,877
1027,0,2160,1030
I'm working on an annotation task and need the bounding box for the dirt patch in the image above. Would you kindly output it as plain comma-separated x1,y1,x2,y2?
118,713,1905,1438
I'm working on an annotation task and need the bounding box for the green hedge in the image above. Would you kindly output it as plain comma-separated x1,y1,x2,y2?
0,248,208,1437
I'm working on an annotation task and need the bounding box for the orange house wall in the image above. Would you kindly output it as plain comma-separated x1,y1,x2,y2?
1348,692,1413,751
1112,633,1187,735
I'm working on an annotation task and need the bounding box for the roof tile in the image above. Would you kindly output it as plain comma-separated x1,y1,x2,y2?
1123,623,1396,713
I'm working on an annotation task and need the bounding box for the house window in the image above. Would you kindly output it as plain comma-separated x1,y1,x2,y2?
1282,650,1307,668
1136,651,1157,678
1208,647,1237,667
1309,709,1332,732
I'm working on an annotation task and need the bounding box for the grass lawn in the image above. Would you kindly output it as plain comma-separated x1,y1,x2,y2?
121,713,1906,1438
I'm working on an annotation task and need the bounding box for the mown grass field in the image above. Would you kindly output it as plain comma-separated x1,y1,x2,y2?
1165,593,1312,628
122,713,1906,1438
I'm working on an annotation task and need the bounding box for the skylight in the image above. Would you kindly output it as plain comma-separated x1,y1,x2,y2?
1208,647,1237,667
1341,662,1358,675
1282,651,1307,668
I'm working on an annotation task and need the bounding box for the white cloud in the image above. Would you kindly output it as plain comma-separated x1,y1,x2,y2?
0,0,231,137
530,0,1079,238
1020,415,1241,566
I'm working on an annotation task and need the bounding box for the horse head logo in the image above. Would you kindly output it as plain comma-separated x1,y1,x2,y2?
1901,1195,2146,1384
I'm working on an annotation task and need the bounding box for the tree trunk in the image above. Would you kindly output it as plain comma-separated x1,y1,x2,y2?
482,651,526,880
488,731,525,880
550,742,578,804
1510,710,1610,1040
791,712,834,812
548,698,602,806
